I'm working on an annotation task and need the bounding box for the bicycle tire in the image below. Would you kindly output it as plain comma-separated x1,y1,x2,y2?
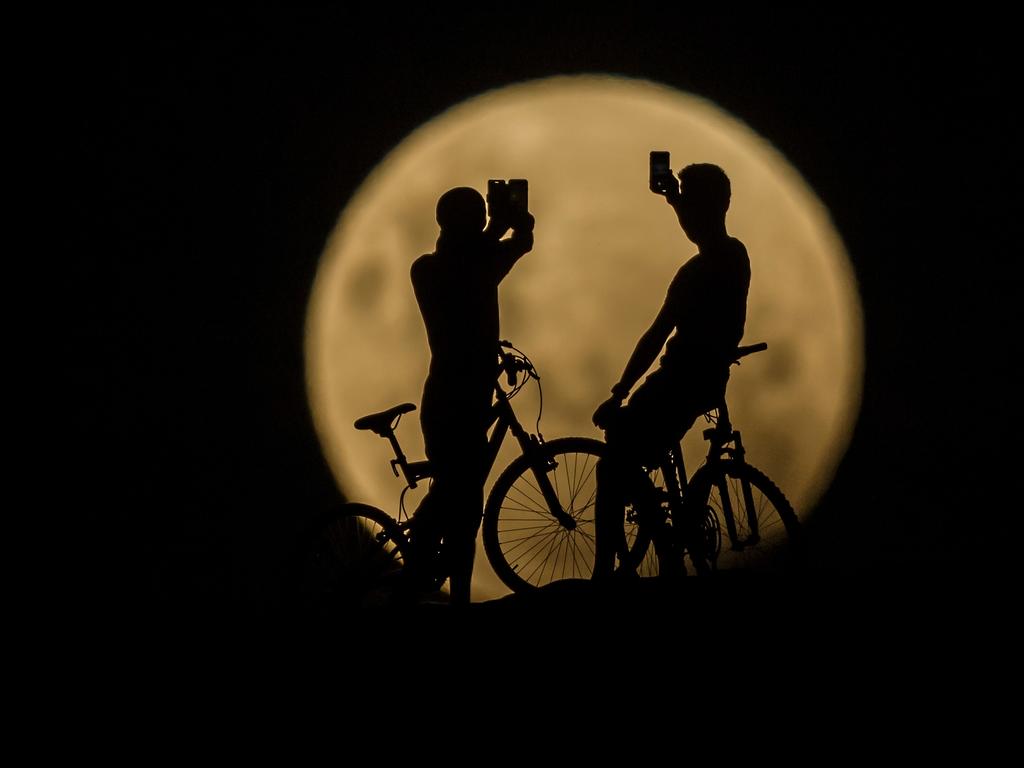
293,502,410,612
632,460,802,575
482,437,606,592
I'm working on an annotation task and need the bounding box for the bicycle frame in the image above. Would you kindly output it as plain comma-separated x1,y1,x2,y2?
656,345,770,559
378,347,577,531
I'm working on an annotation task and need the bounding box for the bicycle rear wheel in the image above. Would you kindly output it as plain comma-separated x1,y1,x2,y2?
293,503,409,612
482,437,605,592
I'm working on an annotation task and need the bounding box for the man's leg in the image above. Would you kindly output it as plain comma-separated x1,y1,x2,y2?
593,446,628,581
594,440,665,580
592,373,691,582
408,487,444,557
445,479,483,605
395,479,447,602
443,437,486,605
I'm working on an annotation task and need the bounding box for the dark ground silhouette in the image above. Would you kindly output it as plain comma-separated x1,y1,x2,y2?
66,10,1015,634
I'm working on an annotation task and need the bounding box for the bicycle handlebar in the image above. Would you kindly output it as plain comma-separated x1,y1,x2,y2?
734,342,767,362
497,340,536,388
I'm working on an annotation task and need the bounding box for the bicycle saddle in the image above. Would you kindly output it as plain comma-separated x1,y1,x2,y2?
354,403,417,435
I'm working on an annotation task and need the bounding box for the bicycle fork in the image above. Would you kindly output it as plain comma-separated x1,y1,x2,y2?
710,428,761,550
527,439,578,530
496,394,577,531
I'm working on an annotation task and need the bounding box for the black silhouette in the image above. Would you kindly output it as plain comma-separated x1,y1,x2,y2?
592,163,757,579
292,341,606,611
291,169,807,611
408,186,535,604
609,342,803,580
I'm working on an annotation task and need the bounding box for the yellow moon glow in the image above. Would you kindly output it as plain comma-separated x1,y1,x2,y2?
306,75,863,601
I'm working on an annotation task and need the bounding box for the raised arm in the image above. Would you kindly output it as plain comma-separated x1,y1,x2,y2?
613,300,674,398
491,211,535,281
593,299,675,428
661,181,688,231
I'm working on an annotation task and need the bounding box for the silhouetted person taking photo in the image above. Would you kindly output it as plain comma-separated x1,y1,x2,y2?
592,163,750,580
410,185,534,604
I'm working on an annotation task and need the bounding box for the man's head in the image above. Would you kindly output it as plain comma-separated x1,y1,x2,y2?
677,164,731,245
436,187,486,236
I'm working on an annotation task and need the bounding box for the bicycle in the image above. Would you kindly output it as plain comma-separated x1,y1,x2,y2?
292,340,608,609
607,342,803,580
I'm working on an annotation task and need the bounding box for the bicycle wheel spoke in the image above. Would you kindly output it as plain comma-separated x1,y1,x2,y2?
550,530,570,584
539,529,572,585
569,533,581,579
528,536,561,589
506,499,548,520
574,489,598,519
571,527,593,577
567,458,599,511
499,527,563,546
566,530,583,580
503,520,562,558
522,535,560,584
501,500,561,521
561,532,577,581
498,520,565,531
583,534,600,559
497,506,561,520
563,529,578,581
500,521,561,552
506,481,547,512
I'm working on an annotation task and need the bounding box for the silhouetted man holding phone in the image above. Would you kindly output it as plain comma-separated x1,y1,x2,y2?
591,162,749,580
410,184,534,604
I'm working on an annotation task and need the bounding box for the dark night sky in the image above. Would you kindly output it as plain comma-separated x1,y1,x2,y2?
68,9,1016,618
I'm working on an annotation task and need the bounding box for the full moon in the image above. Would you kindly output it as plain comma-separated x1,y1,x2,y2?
306,75,863,601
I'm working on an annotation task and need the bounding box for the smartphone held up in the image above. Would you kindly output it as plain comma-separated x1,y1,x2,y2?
487,178,528,220
649,151,676,195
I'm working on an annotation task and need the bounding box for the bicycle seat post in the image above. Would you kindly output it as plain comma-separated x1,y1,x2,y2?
354,403,431,489
716,401,733,434
384,428,410,477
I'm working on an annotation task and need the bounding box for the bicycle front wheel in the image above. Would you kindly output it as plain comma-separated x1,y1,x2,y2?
687,460,802,572
482,437,605,592
293,502,409,612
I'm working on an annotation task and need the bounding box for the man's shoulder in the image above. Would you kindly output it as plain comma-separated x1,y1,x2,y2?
669,253,702,284
725,236,749,259
697,237,748,259
687,238,750,270
723,238,751,279
410,253,436,280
